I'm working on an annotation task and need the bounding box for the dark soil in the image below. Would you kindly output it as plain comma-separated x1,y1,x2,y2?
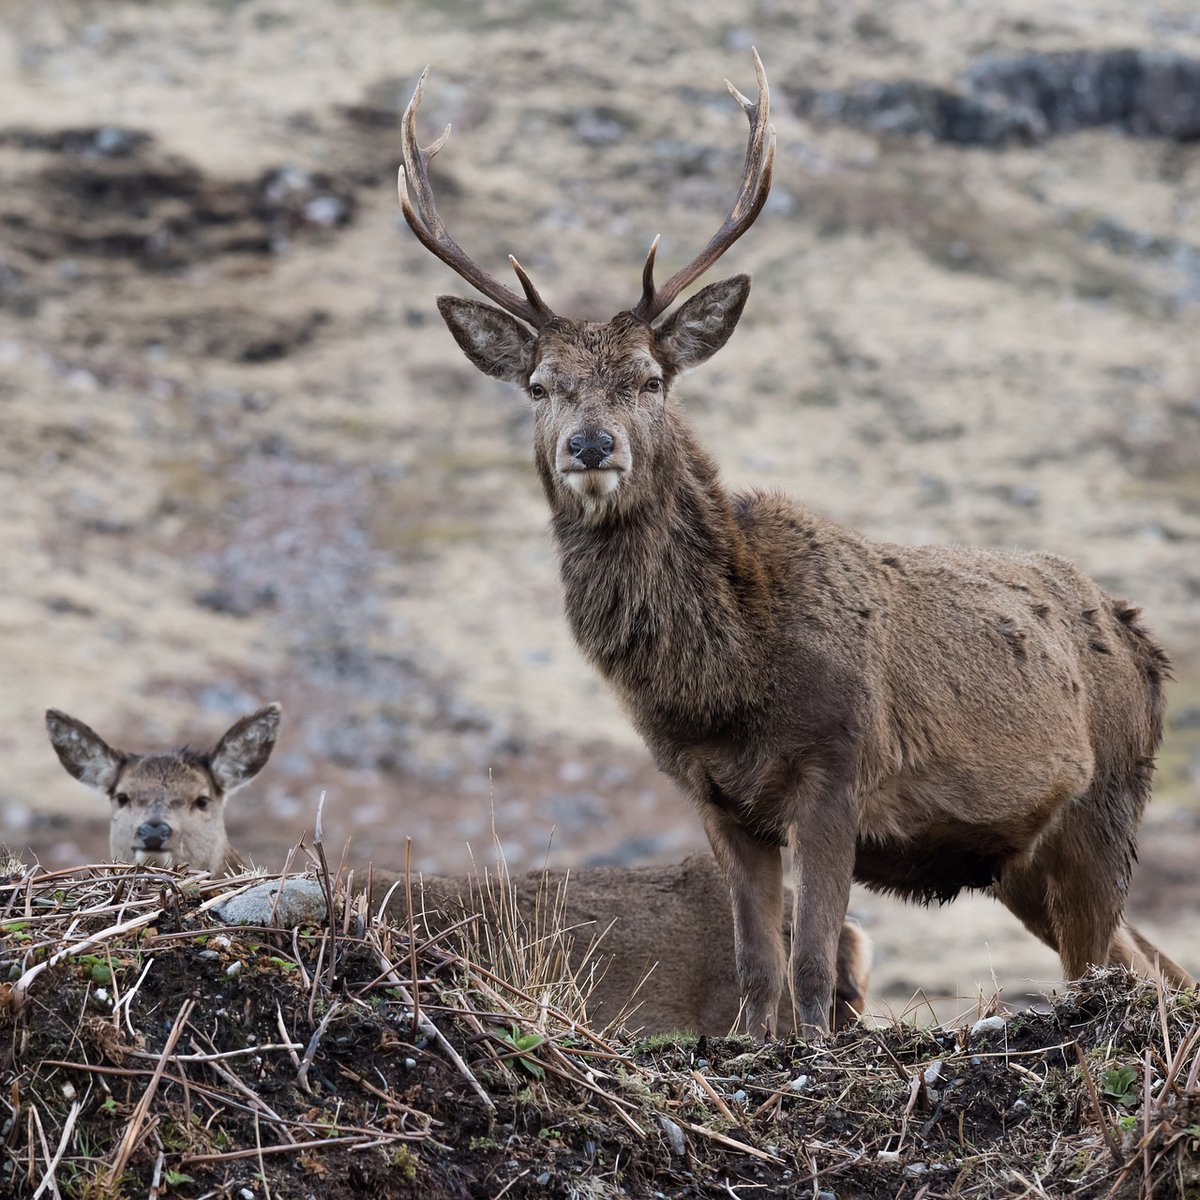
3,865,1199,1200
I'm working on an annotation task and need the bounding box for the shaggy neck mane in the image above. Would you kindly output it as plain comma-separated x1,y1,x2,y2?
549,419,775,736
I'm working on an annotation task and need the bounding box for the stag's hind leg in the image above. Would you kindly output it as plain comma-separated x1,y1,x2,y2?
994,787,1136,981
833,918,871,1029
1110,922,1194,989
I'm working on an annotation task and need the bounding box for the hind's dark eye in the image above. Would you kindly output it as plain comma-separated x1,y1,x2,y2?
529,382,547,401
644,377,663,393
114,792,130,807
194,796,209,810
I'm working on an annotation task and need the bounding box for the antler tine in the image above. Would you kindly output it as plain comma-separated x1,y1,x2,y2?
508,255,555,324
637,234,661,316
398,67,555,329
632,49,776,323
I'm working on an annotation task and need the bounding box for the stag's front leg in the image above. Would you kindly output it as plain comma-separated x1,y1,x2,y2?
788,795,856,1036
702,807,785,1038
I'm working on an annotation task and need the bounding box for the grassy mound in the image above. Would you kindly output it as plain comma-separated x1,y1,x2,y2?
2,860,1198,1199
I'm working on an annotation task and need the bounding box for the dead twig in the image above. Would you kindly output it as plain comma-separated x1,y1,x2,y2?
11,908,164,1010
188,1035,297,1145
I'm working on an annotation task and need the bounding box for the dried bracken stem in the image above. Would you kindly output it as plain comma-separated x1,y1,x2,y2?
296,1001,340,1094
1072,1041,1124,1170
405,837,421,1037
311,790,339,996
691,1069,744,1127
181,1134,409,1166
106,999,194,1186
366,939,496,1113
274,1002,303,1074
1141,1048,1152,1200
9,907,164,1011
674,1115,784,1164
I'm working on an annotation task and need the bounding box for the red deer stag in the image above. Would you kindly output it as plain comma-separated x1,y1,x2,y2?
398,53,1191,1035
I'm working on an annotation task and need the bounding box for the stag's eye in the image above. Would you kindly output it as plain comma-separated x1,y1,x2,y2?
115,793,131,807
644,377,663,394
194,796,209,810
529,382,547,401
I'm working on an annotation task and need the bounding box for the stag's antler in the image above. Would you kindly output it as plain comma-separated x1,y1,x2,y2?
398,67,557,329
631,49,776,323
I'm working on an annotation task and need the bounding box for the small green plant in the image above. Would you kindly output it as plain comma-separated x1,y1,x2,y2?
390,1145,418,1180
1103,1065,1139,1108
496,1024,546,1079
164,1170,195,1186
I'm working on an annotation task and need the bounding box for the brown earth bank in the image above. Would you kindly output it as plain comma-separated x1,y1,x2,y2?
3,864,1200,1200
2,1,1200,1019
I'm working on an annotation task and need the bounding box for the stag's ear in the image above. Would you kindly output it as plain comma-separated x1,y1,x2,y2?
208,703,281,794
45,710,126,792
654,275,751,371
437,296,536,383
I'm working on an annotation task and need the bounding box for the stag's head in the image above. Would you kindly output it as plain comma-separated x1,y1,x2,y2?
45,704,280,872
399,54,775,521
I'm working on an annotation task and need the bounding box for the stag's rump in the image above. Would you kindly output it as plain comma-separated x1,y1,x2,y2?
843,538,1167,903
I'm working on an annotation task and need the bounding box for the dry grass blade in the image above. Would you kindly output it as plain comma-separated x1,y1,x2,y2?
31,1099,78,1200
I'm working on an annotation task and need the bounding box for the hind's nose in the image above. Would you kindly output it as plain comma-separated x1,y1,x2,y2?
136,819,172,851
569,430,614,469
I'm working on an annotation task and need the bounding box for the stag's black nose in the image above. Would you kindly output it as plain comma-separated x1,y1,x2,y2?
137,819,172,851
569,430,614,469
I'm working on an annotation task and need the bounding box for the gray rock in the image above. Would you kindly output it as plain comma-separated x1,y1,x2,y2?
970,1015,1008,1038
658,1115,687,1157
212,878,330,927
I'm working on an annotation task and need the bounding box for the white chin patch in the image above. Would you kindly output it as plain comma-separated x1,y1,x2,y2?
562,470,621,507
134,850,174,868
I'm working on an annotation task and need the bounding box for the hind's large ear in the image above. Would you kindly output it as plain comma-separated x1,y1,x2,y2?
437,296,536,383
209,703,281,794
654,275,750,371
45,710,126,792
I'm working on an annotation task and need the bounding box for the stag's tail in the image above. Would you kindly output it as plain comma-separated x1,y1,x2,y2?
1110,920,1194,990
833,918,873,1029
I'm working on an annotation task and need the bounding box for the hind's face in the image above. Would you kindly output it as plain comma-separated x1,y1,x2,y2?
106,756,227,870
